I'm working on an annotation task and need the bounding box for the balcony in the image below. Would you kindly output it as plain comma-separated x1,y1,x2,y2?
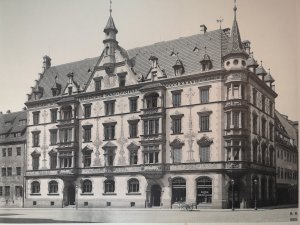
169,162,225,171
56,118,79,128
140,107,165,116
224,99,248,110
140,164,166,179
26,168,77,177
57,141,78,150
140,133,165,143
224,128,249,137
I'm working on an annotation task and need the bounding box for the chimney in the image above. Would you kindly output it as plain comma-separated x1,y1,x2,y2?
0,112,2,115
43,55,51,72
242,40,251,54
6,110,11,114
23,107,27,111
223,28,231,36
200,25,207,34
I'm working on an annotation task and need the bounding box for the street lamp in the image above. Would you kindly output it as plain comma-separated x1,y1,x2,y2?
254,179,258,210
231,179,235,211
75,185,78,210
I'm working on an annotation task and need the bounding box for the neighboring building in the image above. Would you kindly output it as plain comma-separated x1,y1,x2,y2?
275,111,298,204
0,110,27,207
24,3,278,209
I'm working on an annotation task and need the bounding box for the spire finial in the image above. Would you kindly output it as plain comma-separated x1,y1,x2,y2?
217,17,224,29
260,60,263,67
109,0,112,15
204,46,207,54
268,68,271,74
234,0,237,18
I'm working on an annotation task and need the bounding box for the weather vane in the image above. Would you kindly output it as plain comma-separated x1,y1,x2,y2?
109,0,112,14
217,17,224,29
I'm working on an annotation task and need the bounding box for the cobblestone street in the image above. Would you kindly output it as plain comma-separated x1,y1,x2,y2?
0,207,298,223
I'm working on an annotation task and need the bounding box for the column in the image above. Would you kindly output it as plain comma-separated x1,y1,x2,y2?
186,178,196,203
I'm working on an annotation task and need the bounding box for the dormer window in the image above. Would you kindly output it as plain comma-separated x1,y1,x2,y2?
68,87,73,96
93,77,102,92
118,73,127,87
173,59,184,76
144,92,159,108
149,55,158,68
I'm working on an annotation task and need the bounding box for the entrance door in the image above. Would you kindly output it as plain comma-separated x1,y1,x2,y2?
151,185,161,207
228,184,239,208
68,185,75,205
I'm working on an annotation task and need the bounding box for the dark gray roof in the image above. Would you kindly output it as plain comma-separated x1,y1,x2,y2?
0,111,26,144
27,29,230,102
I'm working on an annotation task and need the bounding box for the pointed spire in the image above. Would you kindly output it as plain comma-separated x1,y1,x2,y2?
223,0,247,60
104,0,118,34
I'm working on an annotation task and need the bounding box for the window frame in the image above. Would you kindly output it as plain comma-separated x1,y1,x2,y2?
199,86,211,104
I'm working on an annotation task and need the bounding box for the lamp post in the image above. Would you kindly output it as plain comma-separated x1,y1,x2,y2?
75,185,78,210
231,179,235,211
254,179,258,210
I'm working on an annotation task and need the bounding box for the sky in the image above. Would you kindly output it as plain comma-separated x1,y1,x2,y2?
0,0,299,121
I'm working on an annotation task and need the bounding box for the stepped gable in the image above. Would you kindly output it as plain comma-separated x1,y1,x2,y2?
29,29,230,101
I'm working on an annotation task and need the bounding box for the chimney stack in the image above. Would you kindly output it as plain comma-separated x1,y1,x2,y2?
200,25,207,34
6,110,11,114
223,28,231,36
43,55,51,72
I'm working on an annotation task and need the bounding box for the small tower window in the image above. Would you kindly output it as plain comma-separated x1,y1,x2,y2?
68,87,73,96
233,59,239,65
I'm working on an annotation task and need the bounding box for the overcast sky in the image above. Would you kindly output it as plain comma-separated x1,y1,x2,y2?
0,0,299,121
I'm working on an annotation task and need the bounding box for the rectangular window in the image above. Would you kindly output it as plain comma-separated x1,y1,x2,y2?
32,132,40,147
144,119,159,135
5,186,10,196
59,152,72,168
269,123,274,141
15,186,22,197
172,91,181,107
50,129,57,145
144,151,159,164
83,127,92,142
233,112,239,128
50,154,57,169
68,86,73,95
59,128,72,143
16,147,21,156
7,148,12,156
95,79,101,92
262,118,266,138
233,84,239,99
173,148,182,163
33,111,40,125
2,168,6,176
19,119,27,126
269,101,273,116
172,117,182,134
105,101,115,116
7,167,12,176
253,114,258,134
50,109,57,123
253,88,257,106
261,95,265,112
16,167,21,175
104,124,116,140
119,76,126,87
200,88,209,103
84,104,92,118
199,114,210,132
129,98,138,112
2,148,6,157
129,122,138,138
200,146,210,162
83,152,91,167
0,187,2,196
130,151,138,165
32,156,40,170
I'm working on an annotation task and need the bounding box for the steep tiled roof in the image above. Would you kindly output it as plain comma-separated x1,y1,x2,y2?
27,29,229,102
275,110,298,148
104,15,118,33
0,111,26,144
256,65,267,75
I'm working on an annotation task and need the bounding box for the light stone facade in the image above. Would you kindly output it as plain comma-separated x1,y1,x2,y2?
24,4,279,209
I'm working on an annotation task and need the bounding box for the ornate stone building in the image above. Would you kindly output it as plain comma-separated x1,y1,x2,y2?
0,110,27,207
24,3,278,208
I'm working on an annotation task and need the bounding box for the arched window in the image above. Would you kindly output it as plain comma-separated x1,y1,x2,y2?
128,179,139,193
104,180,115,193
48,180,58,194
196,177,212,204
144,92,159,108
61,105,72,120
82,180,92,193
31,181,40,194
172,177,186,203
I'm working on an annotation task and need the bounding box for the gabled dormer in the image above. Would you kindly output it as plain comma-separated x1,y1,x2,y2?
172,56,185,76
200,47,212,71
51,75,62,97
144,55,166,81
32,80,44,100
63,72,80,96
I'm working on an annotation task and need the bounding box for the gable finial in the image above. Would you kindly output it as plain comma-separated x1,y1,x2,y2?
234,0,237,18
109,0,112,15
204,46,207,54
268,68,271,74
260,60,263,67
217,17,224,29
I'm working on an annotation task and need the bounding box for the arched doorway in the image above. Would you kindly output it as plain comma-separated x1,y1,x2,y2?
151,185,161,207
172,177,186,203
67,185,75,205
